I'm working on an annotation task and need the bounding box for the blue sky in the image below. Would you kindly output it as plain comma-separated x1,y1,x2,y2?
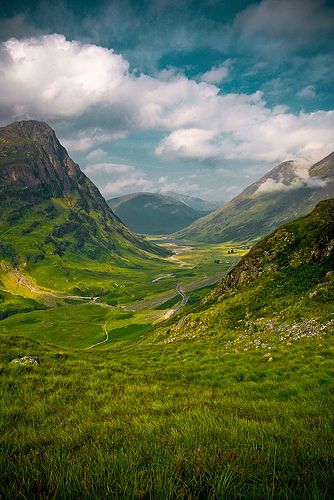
0,0,333,201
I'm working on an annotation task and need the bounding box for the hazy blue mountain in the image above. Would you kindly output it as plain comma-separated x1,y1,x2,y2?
163,191,219,214
107,192,203,234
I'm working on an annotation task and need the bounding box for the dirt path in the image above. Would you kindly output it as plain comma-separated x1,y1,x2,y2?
85,308,121,349
85,321,110,349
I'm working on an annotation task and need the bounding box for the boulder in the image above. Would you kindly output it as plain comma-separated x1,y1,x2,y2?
10,355,40,366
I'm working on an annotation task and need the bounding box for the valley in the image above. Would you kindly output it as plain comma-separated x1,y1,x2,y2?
0,120,333,499
0,239,244,349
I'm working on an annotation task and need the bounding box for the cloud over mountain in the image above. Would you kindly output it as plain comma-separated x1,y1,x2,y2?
0,33,333,167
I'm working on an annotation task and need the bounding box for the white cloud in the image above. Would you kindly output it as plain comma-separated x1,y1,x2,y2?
102,176,154,197
155,128,219,159
298,85,316,98
234,0,334,44
0,34,129,119
200,61,230,84
84,162,135,175
86,148,108,161
0,34,333,165
256,161,328,195
62,130,127,152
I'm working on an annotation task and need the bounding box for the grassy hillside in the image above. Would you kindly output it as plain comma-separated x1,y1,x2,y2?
108,192,202,234
1,309,333,498
1,121,333,498
0,203,333,498
153,199,334,346
175,153,334,243
0,121,172,310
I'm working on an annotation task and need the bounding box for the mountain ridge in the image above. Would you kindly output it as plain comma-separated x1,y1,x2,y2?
0,120,169,300
175,152,334,243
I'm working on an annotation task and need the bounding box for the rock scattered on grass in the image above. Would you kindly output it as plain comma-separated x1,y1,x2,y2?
10,356,40,366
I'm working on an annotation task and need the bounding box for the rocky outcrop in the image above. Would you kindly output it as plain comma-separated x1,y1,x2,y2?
209,199,334,301
10,355,40,366
0,121,106,212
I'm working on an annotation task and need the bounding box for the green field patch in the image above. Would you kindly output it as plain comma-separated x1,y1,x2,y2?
155,295,180,310
108,323,152,343
0,304,115,349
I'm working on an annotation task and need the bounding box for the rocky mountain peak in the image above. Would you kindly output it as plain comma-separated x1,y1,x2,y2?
0,120,92,204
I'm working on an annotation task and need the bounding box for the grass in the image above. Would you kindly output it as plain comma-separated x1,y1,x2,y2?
1,211,333,498
0,332,333,499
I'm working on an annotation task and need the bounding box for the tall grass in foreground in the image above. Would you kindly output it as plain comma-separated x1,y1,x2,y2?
1,332,333,499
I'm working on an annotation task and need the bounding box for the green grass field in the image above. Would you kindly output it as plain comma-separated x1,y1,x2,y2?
1,236,333,498
1,331,333,499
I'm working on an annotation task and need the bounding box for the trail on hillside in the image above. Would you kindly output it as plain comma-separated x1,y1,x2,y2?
85,308,121,349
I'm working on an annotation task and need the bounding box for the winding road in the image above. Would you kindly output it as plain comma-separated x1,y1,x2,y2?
164,284,188,319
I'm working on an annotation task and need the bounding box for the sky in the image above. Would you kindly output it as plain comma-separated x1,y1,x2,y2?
0,0,333,202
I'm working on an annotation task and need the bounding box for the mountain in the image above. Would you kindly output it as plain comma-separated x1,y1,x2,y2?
163,191,219,214
0,121,168,299
107,192,203,234
175,152,334,243
154,199,334,344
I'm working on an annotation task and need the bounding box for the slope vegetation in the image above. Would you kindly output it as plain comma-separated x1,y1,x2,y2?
154,199,334,345
0,121,168,303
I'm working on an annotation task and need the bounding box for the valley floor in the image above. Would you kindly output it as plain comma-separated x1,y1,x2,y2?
0,240,245,349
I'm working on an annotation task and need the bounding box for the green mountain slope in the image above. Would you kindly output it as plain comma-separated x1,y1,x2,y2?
107,192,202,234
0,121,169,302
175,152,334,243
153,199,334,345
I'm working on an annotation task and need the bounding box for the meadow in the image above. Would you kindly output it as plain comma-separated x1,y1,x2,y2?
0,240,243,349
1,329,333,499
1,237,333,498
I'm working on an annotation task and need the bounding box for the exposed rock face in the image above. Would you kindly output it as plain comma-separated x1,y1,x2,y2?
0,120,104,211
211,199,334,301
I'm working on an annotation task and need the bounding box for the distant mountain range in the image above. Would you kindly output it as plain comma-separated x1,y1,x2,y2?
162,191,219,214
175,152,334,243
107,192,205,234
0,120,168,295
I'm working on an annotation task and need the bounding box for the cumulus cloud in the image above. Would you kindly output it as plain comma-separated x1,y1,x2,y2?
200,61,231,84
0,34,129,120
256,161,328,195
84,162,135,175
85,148,108,161
298,85,316,98
102,176,154,197
0,34,333,165
233,0,334,47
